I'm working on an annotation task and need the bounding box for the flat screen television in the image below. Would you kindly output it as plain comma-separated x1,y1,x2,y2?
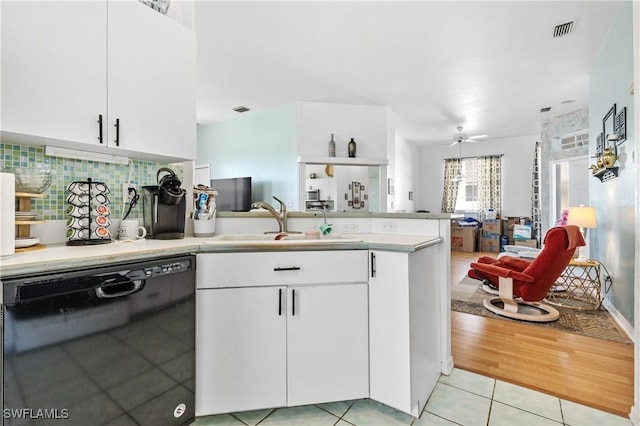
211,177,252,212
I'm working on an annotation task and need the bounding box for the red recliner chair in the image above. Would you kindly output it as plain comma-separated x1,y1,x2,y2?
467,225,585,322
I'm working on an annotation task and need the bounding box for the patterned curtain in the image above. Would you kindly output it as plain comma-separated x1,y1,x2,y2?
531,142,542,247
477,155,502,220
441,158,461,213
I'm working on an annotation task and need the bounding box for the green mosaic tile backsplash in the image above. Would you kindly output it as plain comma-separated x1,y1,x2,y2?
1,143,184,220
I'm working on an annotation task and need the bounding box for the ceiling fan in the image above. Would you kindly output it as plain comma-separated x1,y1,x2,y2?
448,126,488,147
449,126,487,182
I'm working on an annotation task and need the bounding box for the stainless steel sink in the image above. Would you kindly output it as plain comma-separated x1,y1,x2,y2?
206,233,361,244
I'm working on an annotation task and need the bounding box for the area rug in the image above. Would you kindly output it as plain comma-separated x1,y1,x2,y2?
452,276,632,344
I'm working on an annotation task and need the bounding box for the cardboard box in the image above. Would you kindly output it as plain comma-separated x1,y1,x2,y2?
513,224,532,240
515,239,537,248
482,219,502,235
451,225,477,252
503,217,531,243
481,233,500,253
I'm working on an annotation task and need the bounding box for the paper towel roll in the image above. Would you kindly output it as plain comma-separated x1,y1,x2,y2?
1,172,16,257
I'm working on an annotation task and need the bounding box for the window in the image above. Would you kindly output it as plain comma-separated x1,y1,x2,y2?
455,158,478,212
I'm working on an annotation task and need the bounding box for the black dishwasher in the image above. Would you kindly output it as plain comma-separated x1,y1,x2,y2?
2,255,196,426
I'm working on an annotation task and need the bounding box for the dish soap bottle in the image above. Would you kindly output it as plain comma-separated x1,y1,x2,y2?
329,133,336,157
348,138,356,158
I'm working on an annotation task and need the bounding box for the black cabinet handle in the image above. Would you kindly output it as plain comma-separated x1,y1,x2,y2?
371,252,376,278
114,118,120,146
274,266,301,272
292,289,296,316
97,114,103,144
278,288,282,316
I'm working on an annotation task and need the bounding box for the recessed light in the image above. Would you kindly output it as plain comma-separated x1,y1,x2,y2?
560,99,575,105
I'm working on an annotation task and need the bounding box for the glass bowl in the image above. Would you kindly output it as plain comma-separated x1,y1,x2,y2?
7,167,52,194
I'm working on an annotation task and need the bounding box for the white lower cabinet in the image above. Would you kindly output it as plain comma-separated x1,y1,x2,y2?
196,251,369,416
287,283,369,406
196,286,287,415
368,248,442,417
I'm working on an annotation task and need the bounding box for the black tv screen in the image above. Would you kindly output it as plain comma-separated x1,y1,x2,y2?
211,177,252,212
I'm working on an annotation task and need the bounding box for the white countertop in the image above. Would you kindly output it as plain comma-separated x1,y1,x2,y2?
0,233,443,278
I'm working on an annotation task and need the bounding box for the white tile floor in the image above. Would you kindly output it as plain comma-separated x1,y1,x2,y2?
193,368,632,426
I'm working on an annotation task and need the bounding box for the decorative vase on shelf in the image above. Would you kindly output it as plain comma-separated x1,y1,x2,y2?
329,133,336,157
601,147,617,168
328,133,336,157
348,138,356,158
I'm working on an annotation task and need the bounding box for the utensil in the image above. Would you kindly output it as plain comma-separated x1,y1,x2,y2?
121,188,139,221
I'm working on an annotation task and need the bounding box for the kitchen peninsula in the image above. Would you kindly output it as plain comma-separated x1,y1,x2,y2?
1,212,453,421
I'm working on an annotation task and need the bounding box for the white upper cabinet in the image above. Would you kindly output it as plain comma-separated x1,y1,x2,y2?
107,1,196,160
1,1,107,147
1,0,196,162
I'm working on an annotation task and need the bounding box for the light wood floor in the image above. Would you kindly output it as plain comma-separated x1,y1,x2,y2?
450,250,634,417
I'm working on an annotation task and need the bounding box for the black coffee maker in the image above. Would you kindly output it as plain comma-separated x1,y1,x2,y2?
142,168,187,239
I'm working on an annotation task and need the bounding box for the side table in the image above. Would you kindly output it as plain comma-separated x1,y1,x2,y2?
546,259,603,310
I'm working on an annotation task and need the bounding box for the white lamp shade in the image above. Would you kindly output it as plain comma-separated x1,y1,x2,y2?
567,206,597,229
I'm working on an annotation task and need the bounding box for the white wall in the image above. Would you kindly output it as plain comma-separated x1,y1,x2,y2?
296,102,389,159
393,134,419,213
417,134,538,216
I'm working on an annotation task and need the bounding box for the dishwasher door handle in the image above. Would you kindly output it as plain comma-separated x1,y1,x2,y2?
95,280,144,299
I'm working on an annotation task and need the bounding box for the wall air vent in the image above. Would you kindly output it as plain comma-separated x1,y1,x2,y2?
553,20,575,38
233,106,250,113
560,130,589,150
540,107,552,113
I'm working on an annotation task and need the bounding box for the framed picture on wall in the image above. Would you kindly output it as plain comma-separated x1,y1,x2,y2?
596,133,604,157
614,107,626,144
602,104,616,147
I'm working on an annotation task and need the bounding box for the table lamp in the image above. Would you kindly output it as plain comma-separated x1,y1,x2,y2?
567,205,597,261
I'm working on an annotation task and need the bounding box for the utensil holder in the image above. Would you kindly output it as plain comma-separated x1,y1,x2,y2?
192,218,216,237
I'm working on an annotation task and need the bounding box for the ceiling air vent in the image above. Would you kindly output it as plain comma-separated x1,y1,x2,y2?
232,106,250,113
540,107,552,113
553,20,575,38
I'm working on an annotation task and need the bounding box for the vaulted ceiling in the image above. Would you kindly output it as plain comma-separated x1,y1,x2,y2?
194,1,622,146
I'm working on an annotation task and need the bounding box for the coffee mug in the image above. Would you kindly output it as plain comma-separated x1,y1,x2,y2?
118,219,147,240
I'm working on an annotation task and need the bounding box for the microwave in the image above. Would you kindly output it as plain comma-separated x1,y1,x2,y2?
305,189,320,201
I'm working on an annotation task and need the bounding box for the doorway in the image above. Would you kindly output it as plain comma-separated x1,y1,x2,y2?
549,155,589,227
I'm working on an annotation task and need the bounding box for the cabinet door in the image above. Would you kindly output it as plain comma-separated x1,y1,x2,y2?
196,287,287,416
107,1,196,160
287,283,369,406
1,1,107,145
368,250,413,413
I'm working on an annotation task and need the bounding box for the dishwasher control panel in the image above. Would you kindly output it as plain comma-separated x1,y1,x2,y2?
128,258,193,280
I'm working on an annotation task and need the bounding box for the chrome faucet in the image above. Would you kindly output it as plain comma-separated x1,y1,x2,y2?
251,196,288,233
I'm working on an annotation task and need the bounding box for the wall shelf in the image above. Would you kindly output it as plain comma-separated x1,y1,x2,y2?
297,156,388,166
592,167,619,182
15,192,47,251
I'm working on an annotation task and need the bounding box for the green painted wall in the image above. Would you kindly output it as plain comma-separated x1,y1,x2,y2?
197,104,298,208
589,0,635,324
